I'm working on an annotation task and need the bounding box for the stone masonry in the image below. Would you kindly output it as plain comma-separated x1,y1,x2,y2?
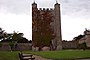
32,1,62,50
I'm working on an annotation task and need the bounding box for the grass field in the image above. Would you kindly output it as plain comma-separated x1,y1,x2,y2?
28,50,90,60
0,51,19,60
0,50,90,60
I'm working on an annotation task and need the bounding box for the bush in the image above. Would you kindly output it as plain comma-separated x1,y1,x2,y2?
9,42,14,51
78,42,87,50
0,42,2,47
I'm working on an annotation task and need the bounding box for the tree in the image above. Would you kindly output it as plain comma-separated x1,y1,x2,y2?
11,31,28,43
1,31,29,43
29,40,32,43
78,42,87,50
0,28,9,41
73,34,85,40
0,27,29,43
9,41,14,52
0,28,5,40
17,37,29,43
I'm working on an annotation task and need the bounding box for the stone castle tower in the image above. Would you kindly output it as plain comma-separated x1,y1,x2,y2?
32,1,62,50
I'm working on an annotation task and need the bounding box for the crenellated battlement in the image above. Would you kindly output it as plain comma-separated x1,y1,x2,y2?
38,8,54,12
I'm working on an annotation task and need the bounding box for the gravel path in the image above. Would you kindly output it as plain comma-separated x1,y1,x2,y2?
33,55,52,60
33,55,90,60
80,59,90,60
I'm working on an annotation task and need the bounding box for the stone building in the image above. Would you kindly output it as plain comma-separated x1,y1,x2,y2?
79,29,90,47
63,28,90,49
32,1,62,50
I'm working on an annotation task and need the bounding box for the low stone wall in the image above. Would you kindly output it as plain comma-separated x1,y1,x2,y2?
0,43,32,51
0,43,11,51
62,41,78,49
0,41,79,51
16,43,32,51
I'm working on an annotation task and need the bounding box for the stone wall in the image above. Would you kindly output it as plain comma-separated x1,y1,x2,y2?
62,40,78,49
79,29,90,47
85,32,90,47
0,43,32,51
0,43,11,51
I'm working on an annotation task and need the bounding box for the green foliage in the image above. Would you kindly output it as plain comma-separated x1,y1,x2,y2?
9,42,15,51
12,31,22,41
74,34,85,40
0,42,2,47
1,31,29,43
0,27,29,43
0,51,19,60
11,31,28,43
17,38,28,43
78,42,87,50
0,28,6,40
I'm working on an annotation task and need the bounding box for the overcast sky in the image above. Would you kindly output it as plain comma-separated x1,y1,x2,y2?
0,0,90,40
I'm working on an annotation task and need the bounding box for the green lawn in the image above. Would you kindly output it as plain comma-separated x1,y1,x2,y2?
0,50,90,60
0,51,19,60
25,50,90,60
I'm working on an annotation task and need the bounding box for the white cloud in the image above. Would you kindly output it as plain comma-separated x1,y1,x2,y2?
62,14,90,40
0,0,90,40
0,0,31,14
0,13,32,40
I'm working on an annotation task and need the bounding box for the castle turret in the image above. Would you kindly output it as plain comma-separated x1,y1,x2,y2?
32,1,37,9
54,1,62,50
32,1,38,47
